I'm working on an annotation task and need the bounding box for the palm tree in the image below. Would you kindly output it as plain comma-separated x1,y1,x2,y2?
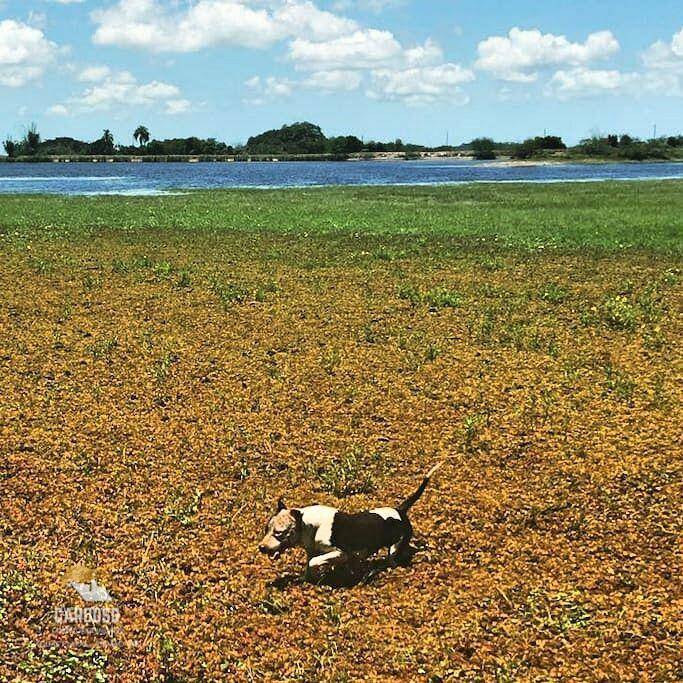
25,122,40,155
102,129,115,154
134,125,150,147
3,138,16,158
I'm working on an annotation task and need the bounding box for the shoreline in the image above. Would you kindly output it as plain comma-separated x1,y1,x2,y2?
1,154,682,165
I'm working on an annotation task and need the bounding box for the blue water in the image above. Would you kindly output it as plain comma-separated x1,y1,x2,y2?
0,159,682,195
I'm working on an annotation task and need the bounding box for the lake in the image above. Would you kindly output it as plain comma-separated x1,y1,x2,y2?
1,159,682,195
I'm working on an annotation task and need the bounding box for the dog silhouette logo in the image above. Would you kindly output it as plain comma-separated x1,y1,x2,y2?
64,564,113,603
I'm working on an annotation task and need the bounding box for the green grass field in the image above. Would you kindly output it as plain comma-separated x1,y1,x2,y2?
1,180,681,253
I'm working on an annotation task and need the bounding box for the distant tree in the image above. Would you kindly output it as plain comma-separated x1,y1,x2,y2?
470,137,496,160
24,123,40,155
607,134,619,148
329,135,363,155
134,125,150,147
512,139,535,160
513,135,567,159
666,135,683,147
102,129,114,152
3,138,16,158
619,134,634,147
40,137,91,156
246,122,327,155
90,129,115,155
576,136,612,157
537,135,566,150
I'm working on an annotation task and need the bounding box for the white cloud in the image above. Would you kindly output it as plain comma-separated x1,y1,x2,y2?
92,0,358,52
243,75,295,104
0,19,60,87
50,69,188,114
47,1,85,4
642,27,683,74
165,98,191,115
47,103,70,116
546,67,682,100
303,69,362,91
368,63,474,105
547,27,683,100
673,28,683,57
90,1,476,108
274,0,358,42
404,39,443,67
244,69,362,103
285,29,472,103
78,65,112,82
546,68,635,99
288,29,402,70
332,0,405,12
476,27,619,82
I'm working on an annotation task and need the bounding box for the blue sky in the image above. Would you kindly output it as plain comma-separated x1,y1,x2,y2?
1,0,682,146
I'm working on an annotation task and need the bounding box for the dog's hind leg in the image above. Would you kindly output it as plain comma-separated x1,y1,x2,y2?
389,518,413,566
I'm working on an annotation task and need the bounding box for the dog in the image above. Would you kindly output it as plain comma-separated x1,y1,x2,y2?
258,463,443,580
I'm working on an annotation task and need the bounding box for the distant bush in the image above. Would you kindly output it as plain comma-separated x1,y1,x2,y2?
576,134,671,161
471,137,497,160
512,136,566,159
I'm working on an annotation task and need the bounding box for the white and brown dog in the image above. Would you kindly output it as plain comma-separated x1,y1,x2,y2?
258,463,443,580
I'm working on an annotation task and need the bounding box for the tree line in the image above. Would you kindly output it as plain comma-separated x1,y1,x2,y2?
3,121,683,161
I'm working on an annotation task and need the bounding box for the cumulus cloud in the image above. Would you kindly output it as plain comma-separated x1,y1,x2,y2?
50,67,189,114
642,27,683,73
243,75,295,104
81,73,181,109
303,69,363,91
245,69,362,103
674,28,683,56
78,65,112,82
92,0,358,52
476,27,619,82
404,39,444,67
90,0,474,107
546,68,635,99
545,27,683,100
165,98,192,114
546,67,682,100
288,29,402,70
0,19,60,87
332,0,406,12
47,103,70,116
368,63,474,105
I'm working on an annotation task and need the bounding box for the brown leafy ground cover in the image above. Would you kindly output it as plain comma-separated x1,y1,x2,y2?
0,186,681,681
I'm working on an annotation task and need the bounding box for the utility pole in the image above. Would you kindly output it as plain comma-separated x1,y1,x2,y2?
653,124,657,140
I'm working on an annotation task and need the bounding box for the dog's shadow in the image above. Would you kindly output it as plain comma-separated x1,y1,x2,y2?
268,545,418,590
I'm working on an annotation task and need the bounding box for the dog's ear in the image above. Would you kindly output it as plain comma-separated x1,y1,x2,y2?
277,497,286,512
290,508,303,531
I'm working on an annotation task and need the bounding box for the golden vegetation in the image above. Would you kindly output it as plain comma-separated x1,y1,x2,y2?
1,189,681,681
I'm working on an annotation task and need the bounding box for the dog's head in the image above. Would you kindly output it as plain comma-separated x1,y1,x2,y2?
258,498,302,559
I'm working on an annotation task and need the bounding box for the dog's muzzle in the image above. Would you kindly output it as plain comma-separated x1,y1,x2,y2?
258,543,284,559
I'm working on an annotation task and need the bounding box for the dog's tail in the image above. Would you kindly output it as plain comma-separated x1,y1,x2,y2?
397,462,444,513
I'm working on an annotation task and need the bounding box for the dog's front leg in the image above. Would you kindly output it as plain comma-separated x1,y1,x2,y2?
306,549,347,582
